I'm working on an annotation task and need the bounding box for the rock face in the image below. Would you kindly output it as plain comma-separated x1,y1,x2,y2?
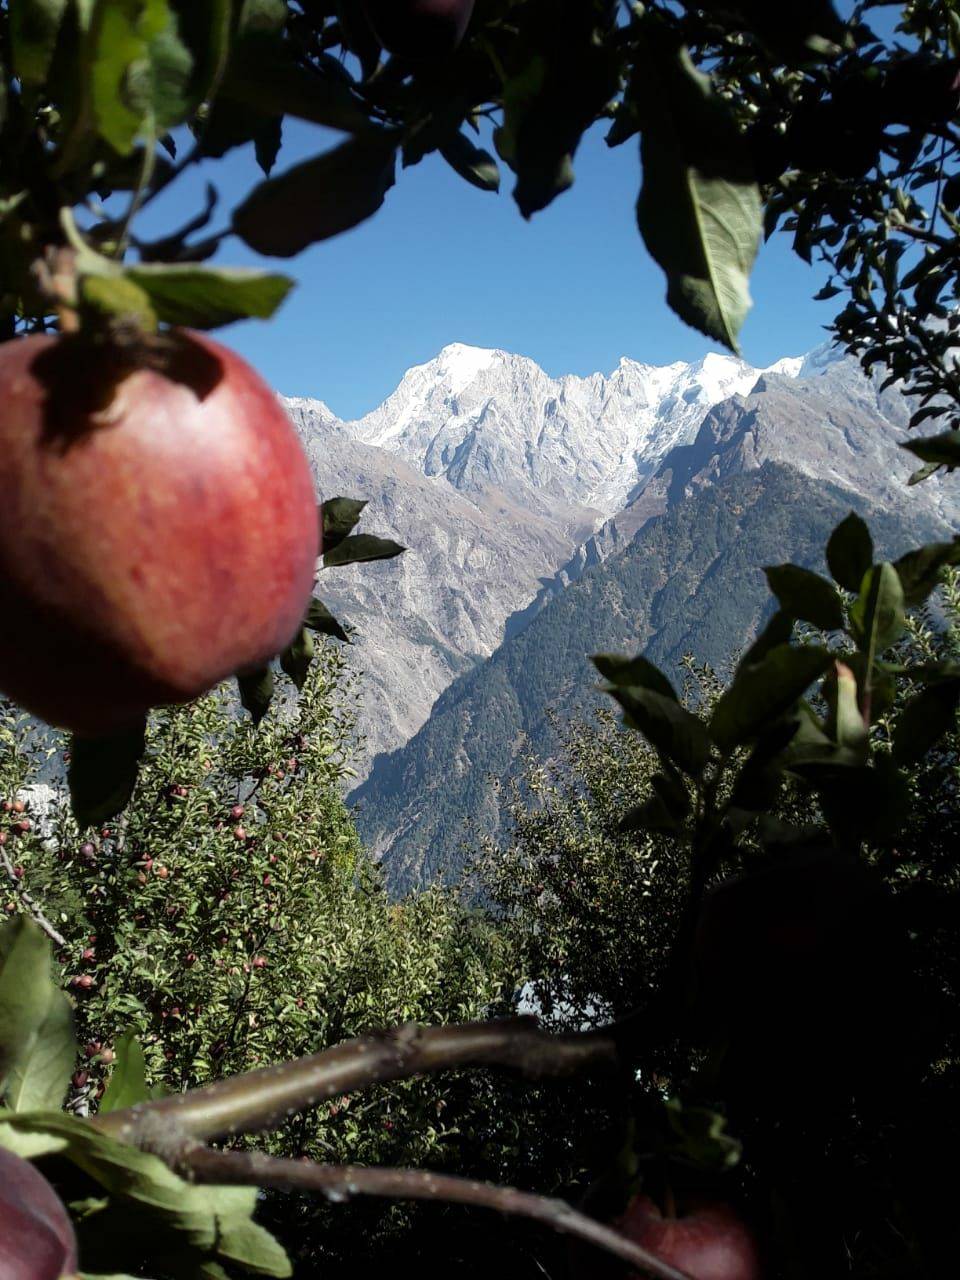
284,344,803,773
346,356,960,894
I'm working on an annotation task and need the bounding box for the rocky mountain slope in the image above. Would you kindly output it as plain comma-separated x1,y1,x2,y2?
348,363,960,893
284,344,804,773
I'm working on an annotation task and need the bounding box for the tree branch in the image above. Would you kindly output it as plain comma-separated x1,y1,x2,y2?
177,1146,693,1280
91,1017,618,1143
0,847,67,949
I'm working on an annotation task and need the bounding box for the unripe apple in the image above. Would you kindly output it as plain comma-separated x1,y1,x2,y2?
361,0,475,58
99,1047,115,1065
618,1195,761,1280
0,331,318,733
0,1145,78,1280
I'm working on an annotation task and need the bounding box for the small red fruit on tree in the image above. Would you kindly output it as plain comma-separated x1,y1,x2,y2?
0,332,318,733
0,1146,79,1280
230,804,245,820
11,798,24,813
618,1195,762,1280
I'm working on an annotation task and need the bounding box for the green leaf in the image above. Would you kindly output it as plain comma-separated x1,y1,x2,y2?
907,461,941,486
233,132,398,258
440,132,500,192
901,428,960,470
764,564,844,631
126,264,294,328
9,0,69,87
662,1097,741,1171
893,537,960,607
634,36,760,352
0,1111,291,1276
592,653,677,701
215,49,371,135
710,645,833,751
321,497,367,553
237,667,274,725
323,533,405,568
892,679,960,765
69,722,147,829
98,1029,154,1114
607,687,712,777
826,512,874,593
279,628,315,691
849,562,906,658
78,273,158,331
0,919,76,1113
303,597,349,644
89,0,194,155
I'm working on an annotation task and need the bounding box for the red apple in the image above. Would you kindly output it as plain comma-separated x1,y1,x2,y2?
0,1145,79,1280
361,0,475,58
619,1195,761,1280
0,331,318,734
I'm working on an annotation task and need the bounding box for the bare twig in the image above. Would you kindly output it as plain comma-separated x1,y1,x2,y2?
91,1017,617,1143
0,848,67,949
176,1146,693,1280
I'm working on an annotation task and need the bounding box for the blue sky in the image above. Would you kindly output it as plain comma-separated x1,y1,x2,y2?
137,118,836,420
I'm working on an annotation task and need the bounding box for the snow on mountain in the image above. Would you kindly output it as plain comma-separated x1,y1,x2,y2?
338,344,804,521
280,339,934,781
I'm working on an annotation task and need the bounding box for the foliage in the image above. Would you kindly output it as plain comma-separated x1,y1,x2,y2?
356,463,943,892
1,2,960,1278
0,646,547,1273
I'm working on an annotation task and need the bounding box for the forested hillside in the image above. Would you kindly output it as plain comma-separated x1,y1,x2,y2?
356,462,947,892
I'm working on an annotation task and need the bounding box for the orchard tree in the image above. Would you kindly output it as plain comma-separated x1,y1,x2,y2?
1,3,960,1280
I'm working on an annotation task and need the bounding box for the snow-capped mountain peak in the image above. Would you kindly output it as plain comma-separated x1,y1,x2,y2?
285,344,815,520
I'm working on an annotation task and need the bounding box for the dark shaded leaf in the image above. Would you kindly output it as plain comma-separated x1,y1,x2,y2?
764,564,844,630
279,628,315,691
893,679,960,765
440,133,500,192
740,609,793,667
902,428,960,469
323,534,405,568
9,0,69,87
321,497,367,553
233,131,398,258
894,537,960,607
710,646,833,750
592,653,677,701
607,687,712,777
493,0,620,218
237,667,274,724
303,597,349,643
0,919,75,1113
826,511,873,592
69,722,147,829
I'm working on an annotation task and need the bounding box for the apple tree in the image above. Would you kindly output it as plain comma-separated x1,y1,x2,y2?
1,3,960,1280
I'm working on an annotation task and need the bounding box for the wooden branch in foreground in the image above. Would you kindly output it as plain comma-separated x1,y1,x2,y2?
179,1146,693,1280
92,1017,618,1143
